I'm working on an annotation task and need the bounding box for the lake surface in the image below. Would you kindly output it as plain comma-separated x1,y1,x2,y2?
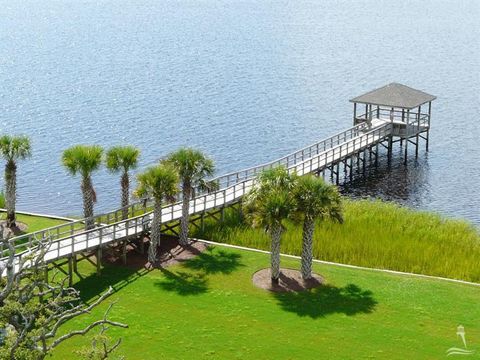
0,0,479,225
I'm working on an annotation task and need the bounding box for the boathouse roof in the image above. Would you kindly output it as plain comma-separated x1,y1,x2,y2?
350,83,436,109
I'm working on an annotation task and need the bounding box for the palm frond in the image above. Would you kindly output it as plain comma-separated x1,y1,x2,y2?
105,145,140,173
62,145,103,177
0,135,32,161
135,163,179,202
165,147,215,187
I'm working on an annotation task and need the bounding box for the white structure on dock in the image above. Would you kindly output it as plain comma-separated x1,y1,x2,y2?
351,82,436,163
1,83,436,281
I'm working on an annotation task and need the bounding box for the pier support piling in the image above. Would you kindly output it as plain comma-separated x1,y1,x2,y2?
96,247,102,276
68,256,73,287
122,241,127,265
72,253,77,273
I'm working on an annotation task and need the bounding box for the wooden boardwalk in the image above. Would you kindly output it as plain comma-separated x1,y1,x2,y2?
1,118,398,275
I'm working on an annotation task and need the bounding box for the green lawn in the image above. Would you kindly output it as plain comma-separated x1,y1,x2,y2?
0,212,67,234
192,200,480,282
51,245,480,359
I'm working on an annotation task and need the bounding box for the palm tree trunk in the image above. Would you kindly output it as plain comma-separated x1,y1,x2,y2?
121,171,129,220
301,217,315,280
148,199,162,264
82,175,95,230
179,181,191,246
5,160,17,228
270,223,283,284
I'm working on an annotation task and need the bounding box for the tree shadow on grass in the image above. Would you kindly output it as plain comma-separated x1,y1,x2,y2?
182,247,244,275
155,268,208,296
71,264,152,303
154,248,244,296
274,283,377,318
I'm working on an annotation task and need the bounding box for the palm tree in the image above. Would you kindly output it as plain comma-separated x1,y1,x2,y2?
293,175,343,280
243,167,297,284
62,145,103,229
0,135,31,228
135,164,178,264
106,145,140,219
164,148,214,246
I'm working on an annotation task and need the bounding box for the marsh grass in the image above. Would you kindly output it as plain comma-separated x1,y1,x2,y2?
192,199,480,282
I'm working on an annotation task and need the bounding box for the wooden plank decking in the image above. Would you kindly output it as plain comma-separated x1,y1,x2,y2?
1,119,395,275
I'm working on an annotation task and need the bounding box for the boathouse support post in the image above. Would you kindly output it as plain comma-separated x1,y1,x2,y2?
387,108,394,164
404,109,410,164
353,103,357,125
426,101,431,151
416,105,421,157
400,109,405,146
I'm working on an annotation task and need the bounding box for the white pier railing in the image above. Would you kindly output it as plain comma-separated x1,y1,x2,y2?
1,119,393,274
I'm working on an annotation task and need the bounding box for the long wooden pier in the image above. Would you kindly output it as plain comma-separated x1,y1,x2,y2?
0,83,436,279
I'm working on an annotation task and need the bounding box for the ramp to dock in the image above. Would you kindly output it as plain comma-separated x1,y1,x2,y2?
1,119,393,275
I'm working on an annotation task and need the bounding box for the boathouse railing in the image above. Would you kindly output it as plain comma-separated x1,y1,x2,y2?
355,108,429,124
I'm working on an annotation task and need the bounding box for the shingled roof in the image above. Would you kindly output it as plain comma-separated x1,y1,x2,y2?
350,83,436,109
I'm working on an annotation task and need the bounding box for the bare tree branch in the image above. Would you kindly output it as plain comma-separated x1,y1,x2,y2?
1,232,127,359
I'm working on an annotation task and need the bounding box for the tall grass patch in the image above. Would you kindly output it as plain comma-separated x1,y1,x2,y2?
192,199,480,282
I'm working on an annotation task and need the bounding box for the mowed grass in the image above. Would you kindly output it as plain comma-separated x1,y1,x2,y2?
0,212,71,254
192,200,480,283
0,211,67,234
51,246,480,359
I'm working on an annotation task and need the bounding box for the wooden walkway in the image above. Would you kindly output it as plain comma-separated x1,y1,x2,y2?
1,118,395,275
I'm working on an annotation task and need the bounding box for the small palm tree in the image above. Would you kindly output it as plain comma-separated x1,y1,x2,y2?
243,167,297,284
164,148,214,246
135,164,178,264
106,145,140,219
0,135,31,228
293,175,343,280
62,145,103,229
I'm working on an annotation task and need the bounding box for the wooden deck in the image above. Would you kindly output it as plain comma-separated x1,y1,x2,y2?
2,118,397,275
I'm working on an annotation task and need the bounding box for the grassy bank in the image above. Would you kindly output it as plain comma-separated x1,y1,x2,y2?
0,211,67,234
51,246,480,359
192,200,480,282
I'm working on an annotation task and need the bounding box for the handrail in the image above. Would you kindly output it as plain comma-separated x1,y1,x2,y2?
6,122,370,247
6,197,157,251
356,109,429,122
1,121,393,265
203,122,369,190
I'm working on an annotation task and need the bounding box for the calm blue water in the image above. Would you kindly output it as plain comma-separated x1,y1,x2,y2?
0,0,479,224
